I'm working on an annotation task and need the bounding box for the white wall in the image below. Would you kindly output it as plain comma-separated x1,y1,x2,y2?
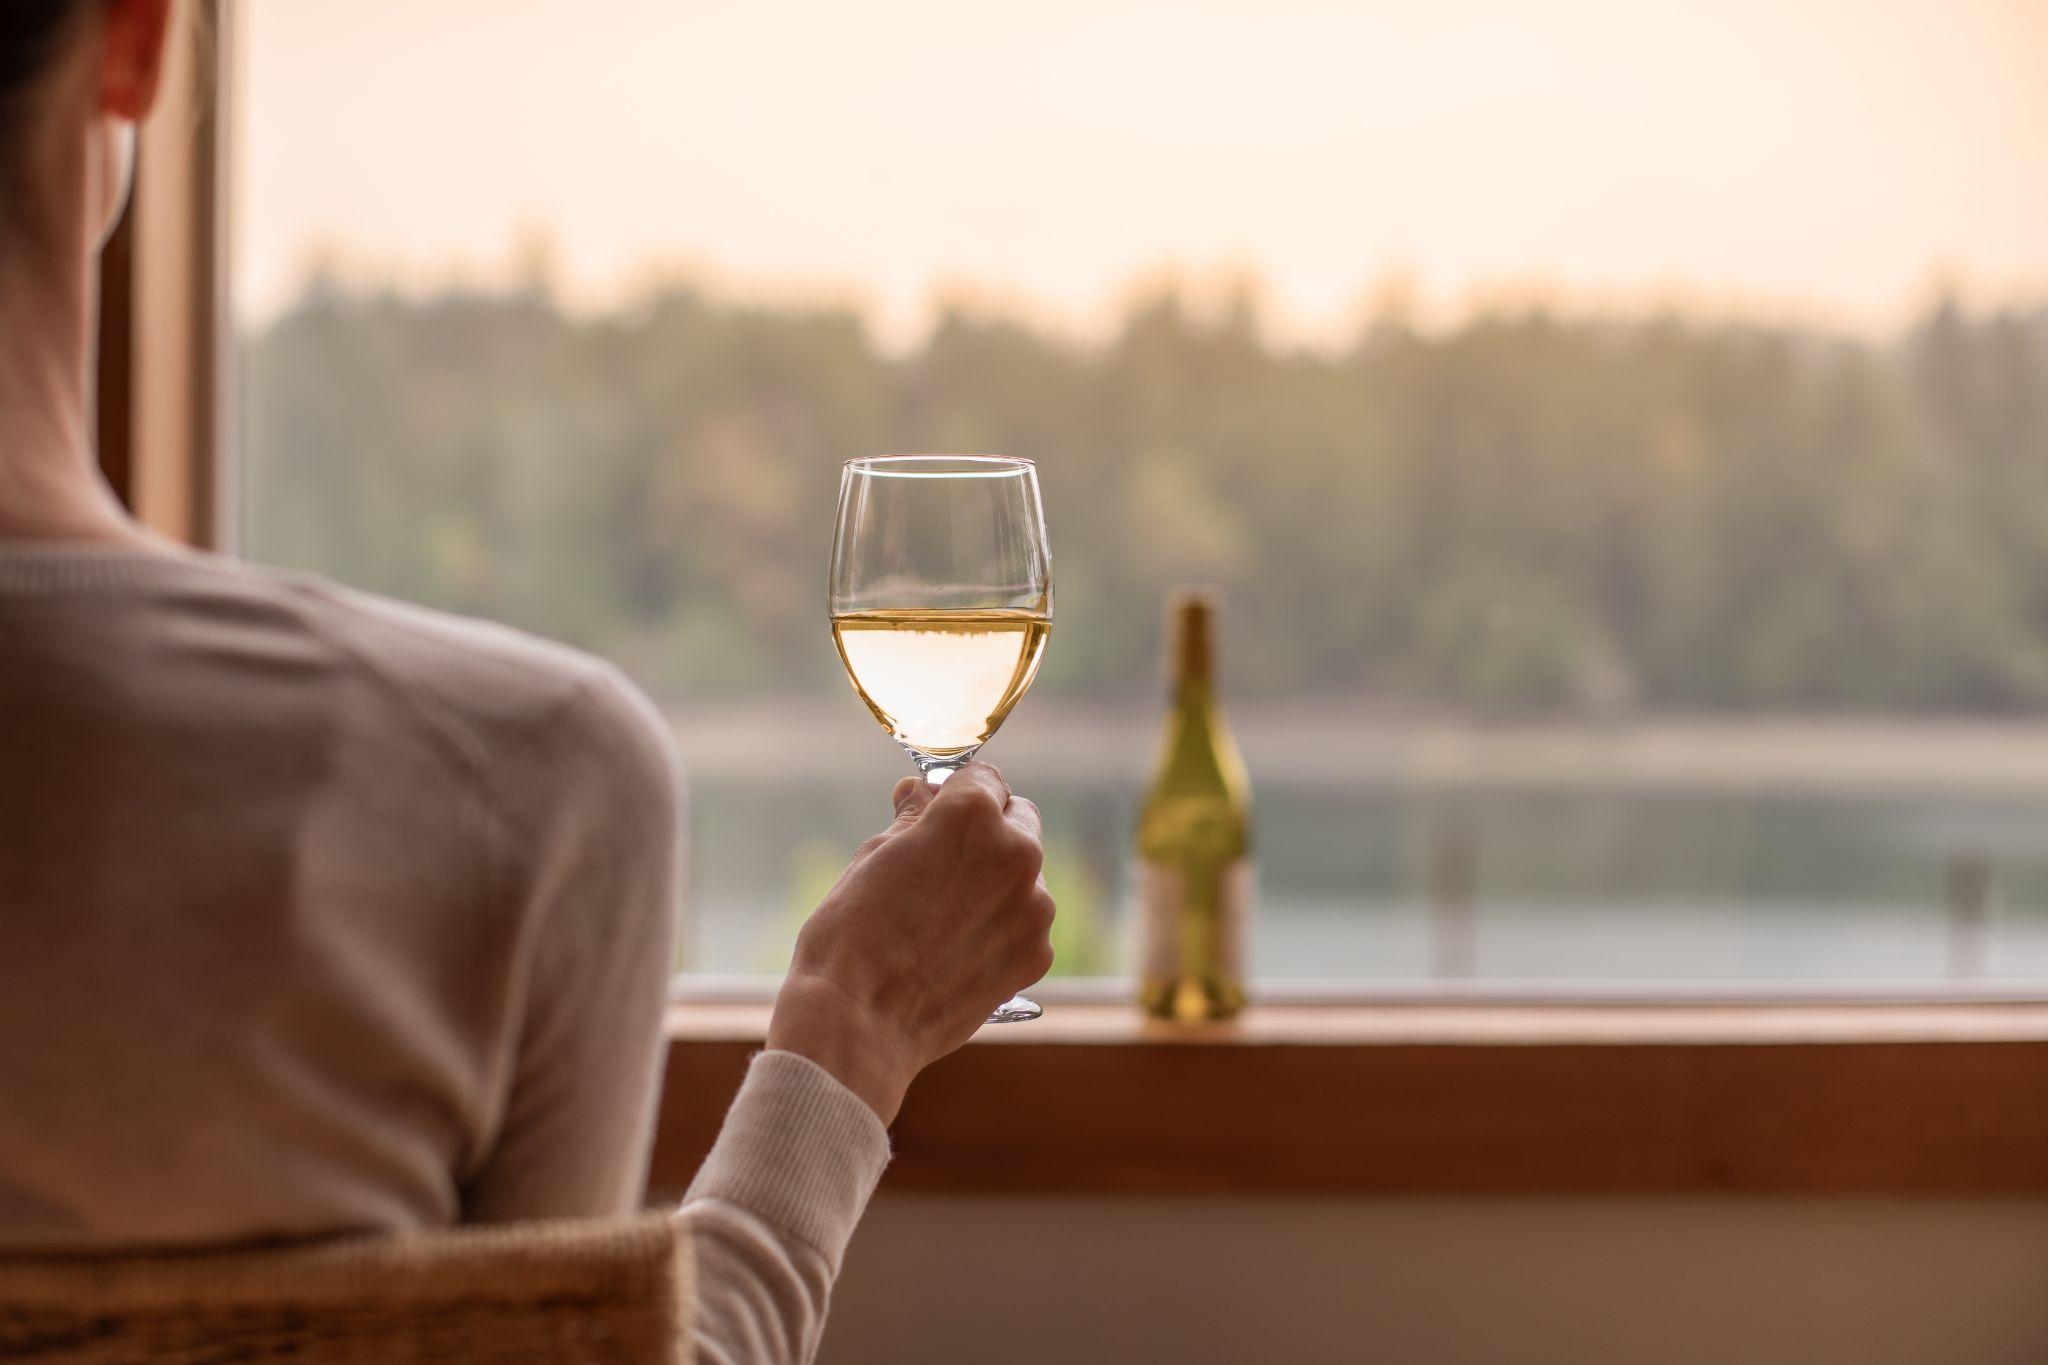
822,1196,2048,1365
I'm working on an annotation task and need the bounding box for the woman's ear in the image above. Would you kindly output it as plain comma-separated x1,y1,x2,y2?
99,0,174,122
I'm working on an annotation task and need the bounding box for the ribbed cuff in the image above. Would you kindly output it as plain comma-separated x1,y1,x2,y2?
680,1050,892,1263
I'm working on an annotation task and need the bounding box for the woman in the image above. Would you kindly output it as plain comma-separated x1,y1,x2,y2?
0,2,1057,1360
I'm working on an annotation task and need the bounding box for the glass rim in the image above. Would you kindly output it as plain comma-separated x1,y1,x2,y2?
844,454,1036,479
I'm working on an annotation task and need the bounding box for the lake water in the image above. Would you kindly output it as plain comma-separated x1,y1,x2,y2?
675,710,2048,986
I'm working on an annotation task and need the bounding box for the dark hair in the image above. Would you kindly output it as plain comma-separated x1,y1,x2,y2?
1,0,90,162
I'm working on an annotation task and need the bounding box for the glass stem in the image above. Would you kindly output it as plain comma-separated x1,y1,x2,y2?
909,744,979,785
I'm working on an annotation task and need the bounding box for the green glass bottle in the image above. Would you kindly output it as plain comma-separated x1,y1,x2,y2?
1137,589,1251,1022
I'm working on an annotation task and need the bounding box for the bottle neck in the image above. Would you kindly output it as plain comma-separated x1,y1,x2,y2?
1172,675,1214,713
1168,596,1215,703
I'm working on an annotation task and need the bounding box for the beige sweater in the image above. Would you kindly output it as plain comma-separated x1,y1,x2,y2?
0,540,889,1362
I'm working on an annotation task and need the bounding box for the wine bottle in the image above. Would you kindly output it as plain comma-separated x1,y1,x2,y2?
1137,589,1251,1022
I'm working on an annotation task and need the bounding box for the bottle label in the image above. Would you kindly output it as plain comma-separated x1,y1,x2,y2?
1139,859,1251,981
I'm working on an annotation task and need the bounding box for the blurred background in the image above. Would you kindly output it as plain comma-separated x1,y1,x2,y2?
232,0,2048,986
222,4,2048,1361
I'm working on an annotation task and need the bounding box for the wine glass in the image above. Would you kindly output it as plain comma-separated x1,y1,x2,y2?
829,455,1053,1024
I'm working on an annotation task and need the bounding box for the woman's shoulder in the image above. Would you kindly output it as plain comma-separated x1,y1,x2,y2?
226,560,679,817
298,572,669,761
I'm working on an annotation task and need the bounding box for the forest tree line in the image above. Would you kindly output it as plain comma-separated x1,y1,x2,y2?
243,279,2048,715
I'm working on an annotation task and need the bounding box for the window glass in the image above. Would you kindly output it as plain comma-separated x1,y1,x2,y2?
234,0,2048,983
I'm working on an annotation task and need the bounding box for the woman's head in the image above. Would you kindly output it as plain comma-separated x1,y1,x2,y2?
0,0,169,257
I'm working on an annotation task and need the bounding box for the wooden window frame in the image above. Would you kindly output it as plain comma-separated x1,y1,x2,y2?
96,0,231,549
156,5,2048,1200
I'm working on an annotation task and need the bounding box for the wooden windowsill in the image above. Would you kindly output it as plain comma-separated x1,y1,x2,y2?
650,1000,2048,1198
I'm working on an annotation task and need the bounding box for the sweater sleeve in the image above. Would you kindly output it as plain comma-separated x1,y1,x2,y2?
461,664,684,1221
443,651,888,1360
680,1050,893,1365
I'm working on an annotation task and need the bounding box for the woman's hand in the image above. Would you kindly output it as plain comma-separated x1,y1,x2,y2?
765,762,1056,1124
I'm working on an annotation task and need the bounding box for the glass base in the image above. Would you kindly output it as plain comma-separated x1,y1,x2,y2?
987,994,1042,1024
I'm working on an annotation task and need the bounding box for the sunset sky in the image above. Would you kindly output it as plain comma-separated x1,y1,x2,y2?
234,0,2048,345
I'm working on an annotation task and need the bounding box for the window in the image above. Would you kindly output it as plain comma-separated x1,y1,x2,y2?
230,0,2048,991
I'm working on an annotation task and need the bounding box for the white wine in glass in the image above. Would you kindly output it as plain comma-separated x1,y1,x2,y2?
831,608,1051,761
829,456,1053,1024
